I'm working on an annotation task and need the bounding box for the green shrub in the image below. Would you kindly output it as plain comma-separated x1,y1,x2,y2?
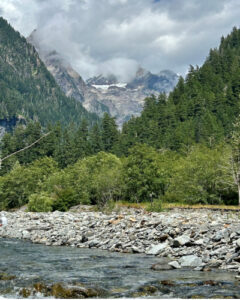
146,199,163,212
28,192,53,212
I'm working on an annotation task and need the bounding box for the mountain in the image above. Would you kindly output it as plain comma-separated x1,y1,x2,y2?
0,18,98,134
119,27,240,151
28,30,178,127
126,68,178,92
86,74,118,85
86,69,178,126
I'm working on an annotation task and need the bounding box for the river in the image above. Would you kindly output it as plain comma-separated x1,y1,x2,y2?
0,238,240,298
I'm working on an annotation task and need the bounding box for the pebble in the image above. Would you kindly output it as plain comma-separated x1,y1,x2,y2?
1,207,240,272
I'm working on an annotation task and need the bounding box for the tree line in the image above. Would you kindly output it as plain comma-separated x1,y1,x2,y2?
2,27,240,210
0,119,239,211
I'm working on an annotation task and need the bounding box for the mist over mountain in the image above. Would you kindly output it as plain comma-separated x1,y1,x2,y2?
0,18,97,137
28,29,178,127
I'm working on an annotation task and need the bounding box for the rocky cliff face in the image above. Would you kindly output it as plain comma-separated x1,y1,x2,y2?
0,117,25,140
85,69,178,126
28,30,178,127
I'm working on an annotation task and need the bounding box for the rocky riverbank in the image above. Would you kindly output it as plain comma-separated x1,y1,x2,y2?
1,207,240,274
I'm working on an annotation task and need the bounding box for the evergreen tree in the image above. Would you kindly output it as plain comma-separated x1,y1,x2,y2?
101,113,119,153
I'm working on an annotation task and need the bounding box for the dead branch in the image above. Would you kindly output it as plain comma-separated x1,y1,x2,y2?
0,132,51,167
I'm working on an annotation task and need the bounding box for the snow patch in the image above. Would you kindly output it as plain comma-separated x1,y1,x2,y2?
92,83,127,90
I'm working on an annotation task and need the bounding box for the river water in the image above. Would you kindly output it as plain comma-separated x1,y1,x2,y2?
0,238,240,298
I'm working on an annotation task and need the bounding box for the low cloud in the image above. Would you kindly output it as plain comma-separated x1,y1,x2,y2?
0,0,240,80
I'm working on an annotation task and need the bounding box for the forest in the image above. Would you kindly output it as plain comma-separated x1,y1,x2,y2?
1,26,240,211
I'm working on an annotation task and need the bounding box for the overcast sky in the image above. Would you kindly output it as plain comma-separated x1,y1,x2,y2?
0,0,240,81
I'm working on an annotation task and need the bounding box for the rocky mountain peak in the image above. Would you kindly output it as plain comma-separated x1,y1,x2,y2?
27,29,178,127
86,74,118,86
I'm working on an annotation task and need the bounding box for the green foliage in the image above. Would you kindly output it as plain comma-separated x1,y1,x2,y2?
146,199,163,212
28,192,53,212
2,23,240,210
34,168,90,212
101,113,119,153
78,152,123,207
0,157,58,209
165,144,236,205
119,27,240,152
123,144,173,203
0,119,110,173
0,17,97,127
27,152,122,212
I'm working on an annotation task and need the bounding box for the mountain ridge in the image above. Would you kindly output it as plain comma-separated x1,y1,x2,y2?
28,29,178,127
0,17,98,132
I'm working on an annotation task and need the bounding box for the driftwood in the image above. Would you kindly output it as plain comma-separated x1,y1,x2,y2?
0,132,51,169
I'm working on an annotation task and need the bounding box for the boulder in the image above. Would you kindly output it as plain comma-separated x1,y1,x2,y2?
173,235,190,247
146,242,169,255
151,258,173,270
168,261,181,269
179,255,202,267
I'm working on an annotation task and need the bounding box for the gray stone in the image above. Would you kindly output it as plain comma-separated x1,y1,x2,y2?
173,235,190,247
179,255,202,267
194,239,204,245
146,242,169,255
132,246,142,253
168,261,181,269
236,238,240,247
194,266,204,271
213,233,223,242
206,259,222,268
22,230,31,239
151,263,173,271
151,258,172,271
88,240,99,248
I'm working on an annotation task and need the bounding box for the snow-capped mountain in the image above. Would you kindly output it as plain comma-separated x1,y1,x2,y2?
27,30,178,127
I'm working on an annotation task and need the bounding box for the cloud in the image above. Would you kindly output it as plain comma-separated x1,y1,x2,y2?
0,0,240,80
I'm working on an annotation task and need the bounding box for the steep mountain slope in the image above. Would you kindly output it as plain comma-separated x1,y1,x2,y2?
0,18,97,129
28,30,178,127
120,27,240,151
86,68,178,126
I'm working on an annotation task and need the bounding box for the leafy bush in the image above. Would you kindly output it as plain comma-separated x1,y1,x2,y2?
165,144,235,205
28,192,53,212
123,144,175,203
0,157,58,209
30,152,123,211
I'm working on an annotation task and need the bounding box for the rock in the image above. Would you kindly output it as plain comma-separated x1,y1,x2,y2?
151,258,173,271
179,255,202,267
213,233,223,242
158,234,169,242
194,266,204,271
132,246,142,253
89,240,99,248
236,238,240,247
0,273,16,280
22,230,31,239
50,283,101,298
206,259,222,268
168,261,181,269
194,239,204,245
151,263,173,271
160,280,175,286
146,242,169,255
81,236,88,243
138,285,158,294
173,235,190,247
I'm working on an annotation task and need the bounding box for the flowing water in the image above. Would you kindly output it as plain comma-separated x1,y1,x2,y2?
0,238,240,298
